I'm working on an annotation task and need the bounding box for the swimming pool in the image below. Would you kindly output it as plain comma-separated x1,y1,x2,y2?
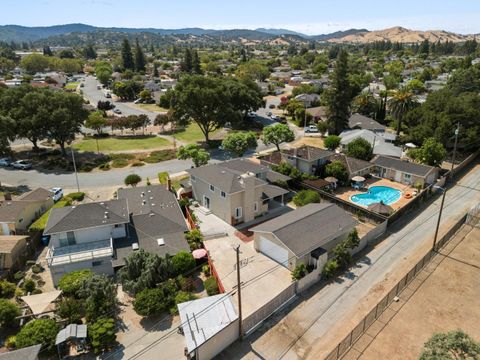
350,186,401,206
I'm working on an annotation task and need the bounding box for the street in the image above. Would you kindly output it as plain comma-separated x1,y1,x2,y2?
218,162,480,360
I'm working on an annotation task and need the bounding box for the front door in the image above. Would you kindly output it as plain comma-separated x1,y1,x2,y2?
203,196,210,209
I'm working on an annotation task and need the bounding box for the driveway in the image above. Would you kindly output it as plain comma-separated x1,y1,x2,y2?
219,162,480,359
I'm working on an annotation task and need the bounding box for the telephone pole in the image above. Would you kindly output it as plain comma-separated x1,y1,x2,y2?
235,245,243,340
432,123,459,250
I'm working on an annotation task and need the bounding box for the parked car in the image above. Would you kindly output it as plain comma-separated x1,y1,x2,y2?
50,187,63,202
247,111,256,118
269,104,276,109
12,160,32,170
96,84,101,90
304,125,319,133
276,116,287,124
113,109,122,114
0,158,12,167
271,114,278,120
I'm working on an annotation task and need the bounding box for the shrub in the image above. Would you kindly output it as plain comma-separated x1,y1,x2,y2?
111,158,128,168
89,317,116,354
131,161,145,167
22,278,35,293
346,137,373,161
77,274,117,322
146,177,151,185
58,269,94,296
172,251,196,277
324,135,341,150
5,335,16,349
133,279,178,316
109,153,135,160
325,160,348,183
13,271,25,282
26,260,36,267
31,265,42,274
141,149,176,163
158,171,169,184
66,191,85,201
177,275,195,292
185,229,204,250
202,264,210,276
31,289,42,295
204,277,219,296
99,163,111,171
14,288,23,297
0,299,20,327
16,319,59,351
291,263,307,281
0,281,16,298
174,291,197,305
124,174,142,187
322,259,340,279
293,189,320,207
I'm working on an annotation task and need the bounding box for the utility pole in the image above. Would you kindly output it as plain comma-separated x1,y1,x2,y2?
71,146,80,193
235,245,243,340
432,123,459,250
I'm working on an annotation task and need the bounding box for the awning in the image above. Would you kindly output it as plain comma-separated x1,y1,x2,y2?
55,324,87,345
21,290,62,316
262,185,289,200
324,177,338,183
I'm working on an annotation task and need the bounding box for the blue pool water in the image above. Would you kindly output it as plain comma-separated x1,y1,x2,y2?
350,186,401,206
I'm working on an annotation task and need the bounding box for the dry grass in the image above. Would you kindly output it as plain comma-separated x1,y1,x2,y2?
291,136,325,148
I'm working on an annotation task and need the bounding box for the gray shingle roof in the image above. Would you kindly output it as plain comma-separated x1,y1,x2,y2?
17,188,52,202
0,344,42,360
251,203,357,257
282,146,334,162
328,154,374,176
371,155,435,177
0,201,29,222
44,199,129,235
349,113,386,131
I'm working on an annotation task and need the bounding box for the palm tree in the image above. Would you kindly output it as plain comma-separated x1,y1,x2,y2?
352,92,378,118
388,87,418,136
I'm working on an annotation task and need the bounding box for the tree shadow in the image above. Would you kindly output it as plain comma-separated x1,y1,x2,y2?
139,313,173,332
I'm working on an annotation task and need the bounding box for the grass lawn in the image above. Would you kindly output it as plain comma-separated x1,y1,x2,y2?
29,199,70,232
65,81,80,90
73,136,172,152
137,104,169,112
168,123,219,144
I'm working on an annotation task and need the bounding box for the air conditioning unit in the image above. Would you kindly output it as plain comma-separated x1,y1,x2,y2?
132,243,139,250
157,238,165,246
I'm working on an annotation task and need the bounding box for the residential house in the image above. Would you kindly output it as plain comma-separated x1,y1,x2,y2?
281,146,334,176
44,199,129,284
306,106,328,122
187,159,290,225
112,185,190,268
340,129,402,158
362,82,386,95
0,188,54,235
328,153,375,180
348,113,387,133
251,203,357,271
371,155,439,187
0,344,42,360
0,235,29,271
294,93,320,108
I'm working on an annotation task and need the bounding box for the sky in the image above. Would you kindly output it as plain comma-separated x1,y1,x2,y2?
2,0,480,35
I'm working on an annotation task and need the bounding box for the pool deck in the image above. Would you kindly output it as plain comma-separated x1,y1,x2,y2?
335,178,416,211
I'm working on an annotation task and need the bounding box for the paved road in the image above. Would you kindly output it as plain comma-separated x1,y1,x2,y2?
219,163,480,360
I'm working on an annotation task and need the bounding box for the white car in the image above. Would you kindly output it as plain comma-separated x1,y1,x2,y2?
304,125,319,133
50,188,63,202
12,160,32,170
0,158,12,167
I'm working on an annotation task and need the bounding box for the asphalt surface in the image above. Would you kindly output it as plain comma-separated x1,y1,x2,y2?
219,163,480,360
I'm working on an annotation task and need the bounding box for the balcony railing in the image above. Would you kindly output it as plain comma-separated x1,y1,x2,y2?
46,238,113,266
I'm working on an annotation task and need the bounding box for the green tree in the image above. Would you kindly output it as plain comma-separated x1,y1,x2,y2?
20,53,50,73
112,80,144,100
154,113,171,132
134,38,146,72
180,48,192,73
235,60,269,81
95,61,112,86
89,317,116,354
346,137,373,161
352,92,378,118
192,50,202,74
420,330,480,360
389,87,418,136
0,281,16,298
326,160,348,182
293,189,320,207
0,300,20,327
222,131,257,157
172,251,196,277
121,38,134,71
345,228,360,249
58,269,94,296
124,174,142,187
77,274,117,322
0,57,15,74
406,79,425,93
85,110,107,135
15,319,59,351
262,123,295,151
332,242,352,268
185,229,204,250
84,44,97,59
291,263,307,281
326,50,352,134
139,89,152,101
133,279,178,316
204,277,219,296
408,137,446,166
175,291,197,306
177,144,210,167
0,115,15,155
56,298,84,323
324,135,341,150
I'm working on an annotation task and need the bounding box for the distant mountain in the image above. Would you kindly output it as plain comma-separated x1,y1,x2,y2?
255,28,308,37
330,26,477,43
310,28,368,41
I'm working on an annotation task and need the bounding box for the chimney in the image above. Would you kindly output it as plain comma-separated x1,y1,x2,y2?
4,193,11,201
240,172,256,223
166,178,172,192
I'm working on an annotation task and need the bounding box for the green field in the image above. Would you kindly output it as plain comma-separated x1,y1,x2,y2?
169,123,219,144
65,81,80,90
137,103,169,112
73,136,172,152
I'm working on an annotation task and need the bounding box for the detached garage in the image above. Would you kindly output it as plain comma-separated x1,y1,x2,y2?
251,203,357,271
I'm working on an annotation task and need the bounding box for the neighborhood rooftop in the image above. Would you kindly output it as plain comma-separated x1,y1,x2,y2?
282,145,334,162
251,203,358,257
44,199,129,235
348,113,386,131
372,155,436,177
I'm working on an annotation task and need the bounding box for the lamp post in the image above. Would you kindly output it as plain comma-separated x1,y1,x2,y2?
432,123,459,250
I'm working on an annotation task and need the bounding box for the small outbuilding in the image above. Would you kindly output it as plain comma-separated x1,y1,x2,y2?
55,324,88,358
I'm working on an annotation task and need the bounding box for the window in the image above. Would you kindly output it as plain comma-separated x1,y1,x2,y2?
254,202,259,212
114,224,122,228
209,184,215,192
191,175,196,182
404,173,412,180
220,191,226,198
92,261,103,267
235,207,243,219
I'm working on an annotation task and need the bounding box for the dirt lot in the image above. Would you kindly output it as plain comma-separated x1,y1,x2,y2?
346,225,480,360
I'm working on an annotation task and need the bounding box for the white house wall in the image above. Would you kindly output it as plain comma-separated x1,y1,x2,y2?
50,224,125,248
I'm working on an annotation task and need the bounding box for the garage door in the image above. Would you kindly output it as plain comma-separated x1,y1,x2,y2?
258,236,289,267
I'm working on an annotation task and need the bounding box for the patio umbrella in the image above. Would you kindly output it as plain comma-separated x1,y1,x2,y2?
324,177,338,183
192,249,207,259
351,176,366,182
367,202,394,215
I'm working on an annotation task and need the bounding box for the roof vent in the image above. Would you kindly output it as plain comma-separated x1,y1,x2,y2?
142,200,146,205
100,202,104,205
157,238,165,246
104,211,109,219
141,192,145,197
132,243,139,250
150,197,154,200
149,212,155,217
